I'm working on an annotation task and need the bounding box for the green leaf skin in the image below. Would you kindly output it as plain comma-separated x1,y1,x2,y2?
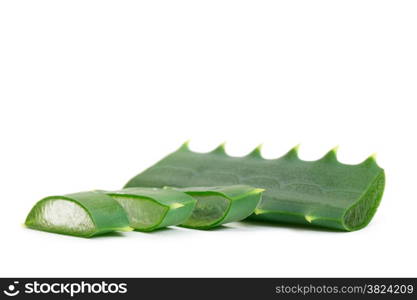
167,185,264,229
105,188,197,231
25,191,131,237
125,143,386,231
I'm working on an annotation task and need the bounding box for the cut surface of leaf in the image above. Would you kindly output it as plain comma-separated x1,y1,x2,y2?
26,199,95,236
166,185,264,229
183,194,229,228
25,191,131,237
105,188,196,231
125,143,385,231
110,196,168,229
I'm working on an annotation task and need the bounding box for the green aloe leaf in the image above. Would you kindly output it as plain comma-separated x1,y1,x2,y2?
167,185,264,229
25,191,131,237
125,143,385,231
105,187,197,231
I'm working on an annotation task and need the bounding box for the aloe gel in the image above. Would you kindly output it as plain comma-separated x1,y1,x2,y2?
25,191,131,237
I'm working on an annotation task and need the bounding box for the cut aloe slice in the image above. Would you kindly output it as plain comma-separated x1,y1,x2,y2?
125,142,385,231
168,185,264,229
105,188,196,231
25,191,131,237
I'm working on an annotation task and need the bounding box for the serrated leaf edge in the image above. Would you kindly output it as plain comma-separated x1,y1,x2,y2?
178,141,381,168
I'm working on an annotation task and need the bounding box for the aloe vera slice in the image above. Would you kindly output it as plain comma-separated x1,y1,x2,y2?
25,191,131,237
125,143,385,231
168,185,263,229
105,188,197,231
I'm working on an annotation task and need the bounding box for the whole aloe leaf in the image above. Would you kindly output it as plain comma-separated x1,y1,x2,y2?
125,143,385,231
167,185,264,229
25,191,131,237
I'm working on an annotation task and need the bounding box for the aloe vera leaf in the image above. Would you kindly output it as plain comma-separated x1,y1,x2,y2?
125,143,385,231
105,187,197,231
167,185,263,229
25,191,131,237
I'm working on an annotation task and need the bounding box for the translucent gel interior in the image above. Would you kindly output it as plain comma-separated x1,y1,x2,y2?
30,199,95,235
111,196,167,230
181,194,229,228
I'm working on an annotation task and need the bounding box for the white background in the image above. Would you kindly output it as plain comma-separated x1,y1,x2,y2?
0,1,416,277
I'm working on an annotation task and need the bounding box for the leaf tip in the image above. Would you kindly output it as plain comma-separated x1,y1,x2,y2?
211,142,227,154
118,226,134,232
254,208,268,215
360,152,379,167
247,144,263,158
283,144,300,160
305,215,315,223
170,202,185,209
179,140,191,151
320,145,339,161
252,188,266,194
